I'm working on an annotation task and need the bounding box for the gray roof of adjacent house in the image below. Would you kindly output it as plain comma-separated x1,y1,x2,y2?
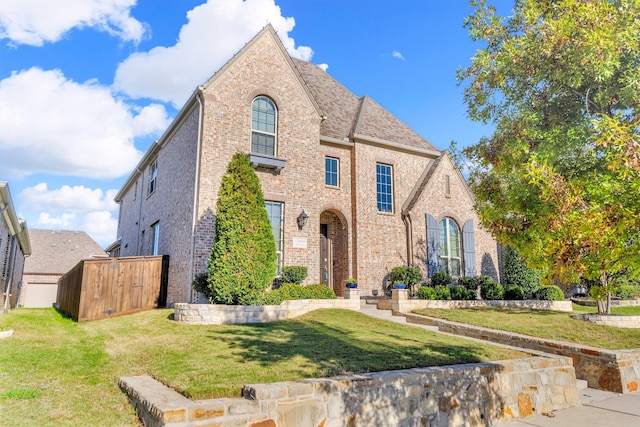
24,229,107,275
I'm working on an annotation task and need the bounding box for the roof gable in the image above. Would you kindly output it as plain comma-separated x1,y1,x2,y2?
24,229,107,274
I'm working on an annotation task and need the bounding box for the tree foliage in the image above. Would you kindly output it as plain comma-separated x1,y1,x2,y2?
208,153,277,305
459,0,640,313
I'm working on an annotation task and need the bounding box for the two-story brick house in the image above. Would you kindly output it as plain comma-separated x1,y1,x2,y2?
111,25,499,305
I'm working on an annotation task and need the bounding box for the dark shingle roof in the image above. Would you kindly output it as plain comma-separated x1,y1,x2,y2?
292,58,439,152
24,229,107,275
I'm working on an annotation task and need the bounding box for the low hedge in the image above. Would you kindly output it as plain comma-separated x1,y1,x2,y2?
260,283,337,305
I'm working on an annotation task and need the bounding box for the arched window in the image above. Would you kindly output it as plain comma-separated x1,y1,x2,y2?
440,217,461,276
251,96,277,156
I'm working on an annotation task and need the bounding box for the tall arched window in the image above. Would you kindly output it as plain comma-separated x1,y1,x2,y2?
251,96,277,156
440,217,461,276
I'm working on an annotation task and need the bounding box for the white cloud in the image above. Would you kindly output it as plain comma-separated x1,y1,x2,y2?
318,63,329,72
392,50,405,61
21,183,119,247
0,67,170,179
0,0,147,47
113,0,314,107
19,183,118,212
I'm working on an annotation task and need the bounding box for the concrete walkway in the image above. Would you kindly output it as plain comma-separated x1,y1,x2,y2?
359,298,640,427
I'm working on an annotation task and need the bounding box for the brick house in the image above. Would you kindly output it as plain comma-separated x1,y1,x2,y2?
20,229,107,308
1,181,31,312
111,25,499,305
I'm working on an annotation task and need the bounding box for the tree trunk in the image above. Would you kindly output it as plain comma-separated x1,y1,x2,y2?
606,291,611,315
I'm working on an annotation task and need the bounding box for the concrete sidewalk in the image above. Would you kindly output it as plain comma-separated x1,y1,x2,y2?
496,388,640,426
358,299,640,427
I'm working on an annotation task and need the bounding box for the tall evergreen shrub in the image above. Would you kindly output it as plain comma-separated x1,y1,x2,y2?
503,246,542,299
208,153,277,305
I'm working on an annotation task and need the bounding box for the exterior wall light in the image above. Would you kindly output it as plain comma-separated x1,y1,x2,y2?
297,210,309,229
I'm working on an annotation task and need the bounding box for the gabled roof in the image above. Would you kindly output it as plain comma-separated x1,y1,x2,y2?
24,229,107,275
292,59,440,154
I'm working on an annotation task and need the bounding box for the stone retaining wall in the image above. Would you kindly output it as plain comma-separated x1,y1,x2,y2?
120,355,578,427
174,289,360,325
571,314,640,328
377,290,572,312
572,298,640,307
404,313,640,394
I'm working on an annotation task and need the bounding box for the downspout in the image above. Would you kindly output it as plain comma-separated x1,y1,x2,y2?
134,164,145,255
188,87,205,302
3,234,17,314
402,210,413,267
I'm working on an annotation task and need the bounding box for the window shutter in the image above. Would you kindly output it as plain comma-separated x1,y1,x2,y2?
463,220,477,276
426,213,441,277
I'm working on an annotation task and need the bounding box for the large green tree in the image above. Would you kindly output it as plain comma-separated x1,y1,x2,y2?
208,152,276,305
459,0,640,313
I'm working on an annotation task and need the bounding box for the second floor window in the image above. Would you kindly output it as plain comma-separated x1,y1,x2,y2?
376,163,393,213
325,157,339,187
149,160,158,195
251,96,277,156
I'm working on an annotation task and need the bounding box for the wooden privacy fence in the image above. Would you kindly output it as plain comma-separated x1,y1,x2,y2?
56,255,169,322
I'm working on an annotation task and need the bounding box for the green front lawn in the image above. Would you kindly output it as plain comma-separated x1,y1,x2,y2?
0,308,526,426
413,303,640,350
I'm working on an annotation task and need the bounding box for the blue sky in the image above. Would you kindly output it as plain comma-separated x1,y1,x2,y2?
0,0,513,247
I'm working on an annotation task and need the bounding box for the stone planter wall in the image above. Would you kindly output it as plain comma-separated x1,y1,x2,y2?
120,355,578,427
571,314,640,328
174,289,361,325
404,313,640,394
572,298,640,307
378,289,572,312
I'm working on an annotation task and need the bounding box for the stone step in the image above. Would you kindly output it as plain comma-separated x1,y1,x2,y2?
576,379,588,390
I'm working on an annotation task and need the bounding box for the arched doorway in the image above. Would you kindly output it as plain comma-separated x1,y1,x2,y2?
319,210,349,296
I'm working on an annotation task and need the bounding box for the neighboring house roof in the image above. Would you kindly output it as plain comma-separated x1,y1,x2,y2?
24,229,107,275
0,181,31,256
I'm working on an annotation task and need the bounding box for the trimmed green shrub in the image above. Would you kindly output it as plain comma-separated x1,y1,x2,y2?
208,153,277,305
281,266,307,285
537,285,564,301
450,285,476,300
456,276,477,291
504,285,525,300
417,286,437,300
614,285,639,299
305,284,337,299
431,271,452,287
191,272,212,300
433,285,451,300
503,246,542,299
480,279,504,300
260,283,337,305
390,266,423,294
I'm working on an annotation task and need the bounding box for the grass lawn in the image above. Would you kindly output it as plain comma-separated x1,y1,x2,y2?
413,303,640,350
0,307,526,426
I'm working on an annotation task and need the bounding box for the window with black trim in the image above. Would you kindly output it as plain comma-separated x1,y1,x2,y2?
325,157,339,187
151,221,160,255
251,96,277,156
376,163,393,213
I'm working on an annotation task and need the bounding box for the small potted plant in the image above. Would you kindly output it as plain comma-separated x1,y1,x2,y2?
345,278,358,289
393,280,406,289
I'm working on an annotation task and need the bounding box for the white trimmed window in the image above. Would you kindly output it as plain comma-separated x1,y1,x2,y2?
376,163,393,213
251,96,277,156
440,217,461,276
151,222,160,255
148,160,158,195
325,157,339,187
265,201,284,273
